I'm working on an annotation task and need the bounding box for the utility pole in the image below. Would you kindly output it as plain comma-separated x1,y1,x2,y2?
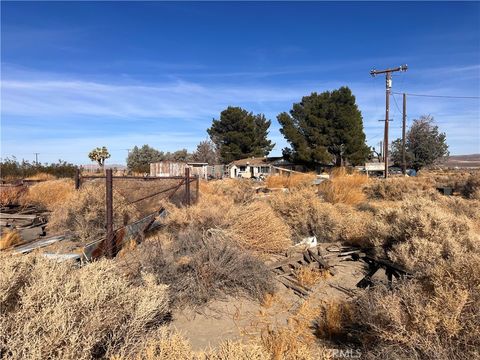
34,153,40,165
370,65,408,178
402,93,407,175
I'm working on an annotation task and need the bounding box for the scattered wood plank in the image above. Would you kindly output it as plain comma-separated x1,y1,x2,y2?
268,253,304,270
12,234,73,254
277,275,310,297
307,248,330,268
43,253,82,262
0,213,38,220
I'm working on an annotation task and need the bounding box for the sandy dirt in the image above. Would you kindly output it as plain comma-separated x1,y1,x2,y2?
170,255,367,351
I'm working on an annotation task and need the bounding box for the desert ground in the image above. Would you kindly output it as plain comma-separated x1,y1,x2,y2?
1,169,479,360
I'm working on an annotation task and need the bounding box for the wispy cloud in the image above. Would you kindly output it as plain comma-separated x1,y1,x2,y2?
1,65,479,163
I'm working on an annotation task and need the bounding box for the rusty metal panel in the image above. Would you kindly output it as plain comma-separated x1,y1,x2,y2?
150,161,186,177
83,213,157,260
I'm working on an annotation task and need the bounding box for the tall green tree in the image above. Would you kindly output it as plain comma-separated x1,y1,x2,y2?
207,106,274,163
391,115,449,171
127,145,165,173
278,87,370,167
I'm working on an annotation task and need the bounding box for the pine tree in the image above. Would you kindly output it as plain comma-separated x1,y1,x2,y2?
278,87,370,167
207,106,274,163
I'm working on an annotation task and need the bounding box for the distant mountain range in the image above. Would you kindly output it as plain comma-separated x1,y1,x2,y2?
80,164,127,170
444,154,480,168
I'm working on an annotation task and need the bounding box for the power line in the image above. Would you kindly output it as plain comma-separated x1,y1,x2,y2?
370,64,408,178
392,92,479,99
392,93,402,115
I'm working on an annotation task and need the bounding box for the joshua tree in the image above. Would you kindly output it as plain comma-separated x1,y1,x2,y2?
88,146,111,169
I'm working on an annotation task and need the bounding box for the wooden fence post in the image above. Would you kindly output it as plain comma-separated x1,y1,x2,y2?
105,169,114,258
196,174,200,204
74,168,81,190
185,167,191,206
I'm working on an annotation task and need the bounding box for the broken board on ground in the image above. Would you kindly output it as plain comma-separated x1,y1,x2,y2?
267,245,332,297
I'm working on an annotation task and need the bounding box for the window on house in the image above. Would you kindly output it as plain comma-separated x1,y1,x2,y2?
240,166,246,171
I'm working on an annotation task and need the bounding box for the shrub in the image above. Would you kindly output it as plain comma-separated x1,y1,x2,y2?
265,173,316,189
130,228,275,309
460,174,480,200
0,255,170,360
226,201,292,253
367,197,479,272
163,194,292,254
0,186,26,206
351,256,480,360
268,187,371,244
294,267,329,287
113,333,272,360
24,172,57,181
48,182,139,242
268,187,326,240
318,168,369,205
110,329,194,360
21,179,75,210
160,193,234,233
0,229,22,250
364,177,436,201
261,298,332,360
315,300,353,340
0,158,77,179
199,179,255,204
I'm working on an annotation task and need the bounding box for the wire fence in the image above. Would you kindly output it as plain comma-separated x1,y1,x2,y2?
77,168,199,259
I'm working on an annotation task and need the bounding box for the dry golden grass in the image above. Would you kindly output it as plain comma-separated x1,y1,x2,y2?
226,201,292,253
160,192,234,232
0,185,26,206
268,187,372,245
163,183,292,254
351,255,480,359
21,179,75,209
315,300,353,340
461,174,480,200
331,193,480,359
261,299,332,360
364,176,436,201
200,178,256,203
0,255,170,360
318,167,369,205
24,172,57,181
110,329,194,360
49,181,139,242
294,267,330,287
0,229,22,250
265,172,317,189
113,332,272,360
367,197,479,272
129,229,274,308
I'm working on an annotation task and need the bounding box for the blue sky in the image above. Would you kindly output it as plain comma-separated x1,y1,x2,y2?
1,1,479,165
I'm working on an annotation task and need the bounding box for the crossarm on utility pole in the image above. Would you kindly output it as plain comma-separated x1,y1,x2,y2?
369,65,408,179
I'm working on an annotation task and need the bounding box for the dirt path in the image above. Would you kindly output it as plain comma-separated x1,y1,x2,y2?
170,258,366,351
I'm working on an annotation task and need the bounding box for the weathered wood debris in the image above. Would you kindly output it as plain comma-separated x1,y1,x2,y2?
267,245,334,297
269,242,412,297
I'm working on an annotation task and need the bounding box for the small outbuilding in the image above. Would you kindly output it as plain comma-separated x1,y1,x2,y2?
150,161,209,179
228,157,272,178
